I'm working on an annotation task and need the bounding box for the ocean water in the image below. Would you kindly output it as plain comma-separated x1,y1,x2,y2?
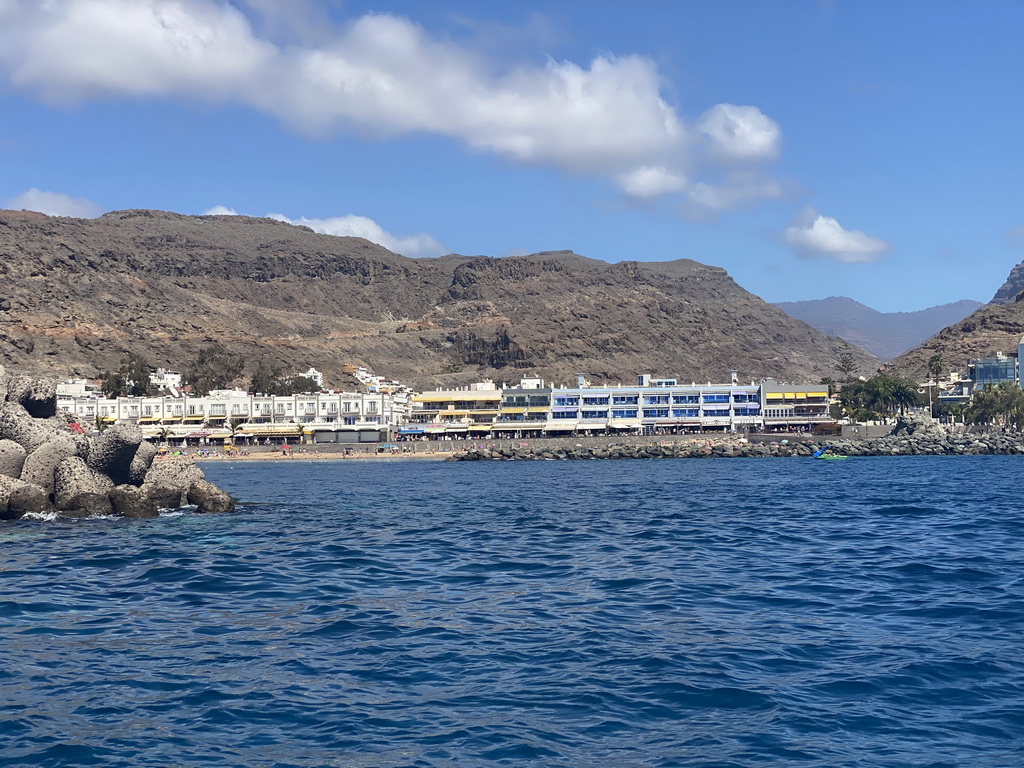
2,456,1023,767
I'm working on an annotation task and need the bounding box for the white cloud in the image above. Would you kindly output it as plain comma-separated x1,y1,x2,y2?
203,204,239,215
618,166,688,200
267,212,446,258
6,187,101,217
686,172,783,212
784,207,889,263
698,104,781,162
0,1,785,211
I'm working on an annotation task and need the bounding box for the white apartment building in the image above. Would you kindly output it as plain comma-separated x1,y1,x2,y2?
57,387,411,445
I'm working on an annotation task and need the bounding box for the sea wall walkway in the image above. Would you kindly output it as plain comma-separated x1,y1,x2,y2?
447,431,1024,461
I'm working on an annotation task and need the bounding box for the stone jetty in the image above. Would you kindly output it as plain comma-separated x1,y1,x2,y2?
0,367,235,520
447,415,1024,462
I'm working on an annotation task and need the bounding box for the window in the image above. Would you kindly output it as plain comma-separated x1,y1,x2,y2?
552,410,578,419
612,395,638,405
343,416,356,425
581,410,607,419
644,395,669,405
211,404,226,416
276,404,285,414
672,408,699,418
582,396,609,406
703,394,729,403
611,408,638,419
343,402,351,412
643,408,669,418
672,395,699,404
143,406,152,416
553,396,579,407
368,401,378,413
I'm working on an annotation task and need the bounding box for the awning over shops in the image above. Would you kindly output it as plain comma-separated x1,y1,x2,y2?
577,421,607,430
445,425,469,432
235,424,303,437
398,428,425,434
424,425,447,434
609,420,642,429
543,422,577,431
468,425,492,432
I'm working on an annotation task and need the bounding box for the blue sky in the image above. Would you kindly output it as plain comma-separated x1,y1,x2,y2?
2,1,1022,313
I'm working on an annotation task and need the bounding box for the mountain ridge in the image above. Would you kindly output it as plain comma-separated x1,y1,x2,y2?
775,296,982,361
0,209,877,388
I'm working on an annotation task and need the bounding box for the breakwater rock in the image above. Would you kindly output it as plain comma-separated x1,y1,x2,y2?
447,432,1024,462
0,367,235,520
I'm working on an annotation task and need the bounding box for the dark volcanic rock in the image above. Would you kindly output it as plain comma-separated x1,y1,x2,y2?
0,439,27,479
20,436,84,495
60,492,114,518
7,482,53,518
54,456,113,510
188,480,236,514
6,375,58,418
129,441,158,486
88,423,143,485
0,369,235,519
109,485,159,518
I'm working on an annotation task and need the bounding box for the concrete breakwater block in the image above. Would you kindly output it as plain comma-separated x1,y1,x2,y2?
0,365,236,520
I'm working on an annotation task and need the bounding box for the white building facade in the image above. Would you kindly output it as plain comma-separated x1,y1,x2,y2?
57,388,412,445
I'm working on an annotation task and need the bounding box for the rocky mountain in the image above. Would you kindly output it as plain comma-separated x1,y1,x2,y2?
775,296,983,361
991,262,1024,304
0,209,877,388
886,255,1024,378
887,296,1024,380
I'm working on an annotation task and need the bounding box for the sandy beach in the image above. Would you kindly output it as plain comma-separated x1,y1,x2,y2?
191,449,451,462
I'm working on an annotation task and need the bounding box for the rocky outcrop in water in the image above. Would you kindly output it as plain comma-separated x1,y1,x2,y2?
0,365,235,519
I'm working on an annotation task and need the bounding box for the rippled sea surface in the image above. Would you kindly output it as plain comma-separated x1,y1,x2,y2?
3,456,1024,767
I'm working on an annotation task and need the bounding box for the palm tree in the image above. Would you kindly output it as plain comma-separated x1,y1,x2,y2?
966,381,1024,429
889,378,921,415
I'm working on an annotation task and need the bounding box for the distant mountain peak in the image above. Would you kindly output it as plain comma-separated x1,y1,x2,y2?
775,297,983,360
